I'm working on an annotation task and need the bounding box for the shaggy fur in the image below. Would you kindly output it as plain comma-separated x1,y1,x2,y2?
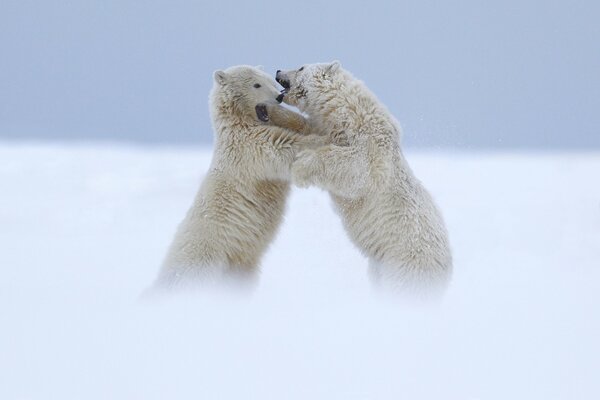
276,62,452,296
154,66,325,289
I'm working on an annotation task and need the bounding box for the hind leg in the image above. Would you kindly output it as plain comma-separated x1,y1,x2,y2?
368,258,448,301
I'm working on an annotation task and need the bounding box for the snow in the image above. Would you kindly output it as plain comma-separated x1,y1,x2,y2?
1,142,599,399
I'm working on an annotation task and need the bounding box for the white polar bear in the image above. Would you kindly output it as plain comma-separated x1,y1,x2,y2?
153,65,323,290
275,62,452,296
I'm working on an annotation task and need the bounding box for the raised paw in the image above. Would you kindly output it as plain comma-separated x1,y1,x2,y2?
255,103,269,122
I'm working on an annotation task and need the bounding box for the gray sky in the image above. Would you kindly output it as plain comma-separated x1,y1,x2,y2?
1,0,599,148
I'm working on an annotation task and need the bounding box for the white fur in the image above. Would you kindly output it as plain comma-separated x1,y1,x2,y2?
279,62,453,296
153,65,320,290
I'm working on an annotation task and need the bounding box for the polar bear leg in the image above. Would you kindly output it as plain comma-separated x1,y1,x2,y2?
152,262,259,293
368,259,447,301
293,143,369,198
258,103,312,135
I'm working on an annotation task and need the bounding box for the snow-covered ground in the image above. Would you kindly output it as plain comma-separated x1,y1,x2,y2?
1,142,599,400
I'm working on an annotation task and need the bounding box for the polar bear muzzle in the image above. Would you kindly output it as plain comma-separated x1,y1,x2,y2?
275,70,291,89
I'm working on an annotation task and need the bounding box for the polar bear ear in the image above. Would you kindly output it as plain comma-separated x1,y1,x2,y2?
213,70,228,85
326,61,341,74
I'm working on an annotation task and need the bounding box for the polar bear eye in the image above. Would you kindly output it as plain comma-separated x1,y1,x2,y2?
298,66,304,71
253,83,261,88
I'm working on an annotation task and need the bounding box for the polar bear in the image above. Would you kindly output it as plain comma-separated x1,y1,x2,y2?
275,62,452,297
153,65,324,290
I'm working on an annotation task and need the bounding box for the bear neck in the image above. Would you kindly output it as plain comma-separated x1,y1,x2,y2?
212,99,260,132
309,78,401,144
305,73,363,122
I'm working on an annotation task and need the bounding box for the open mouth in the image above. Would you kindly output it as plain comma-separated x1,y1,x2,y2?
277,78,290,90
275,71,290,103
275,70,290,89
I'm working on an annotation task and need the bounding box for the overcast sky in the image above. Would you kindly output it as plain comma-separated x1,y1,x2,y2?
1,0,598,148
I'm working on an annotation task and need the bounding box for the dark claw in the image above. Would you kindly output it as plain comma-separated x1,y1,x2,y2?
276,93,285,103
255,104,269,122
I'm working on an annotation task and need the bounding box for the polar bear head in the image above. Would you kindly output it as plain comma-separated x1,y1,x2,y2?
275,61,342,113
210,65,282,125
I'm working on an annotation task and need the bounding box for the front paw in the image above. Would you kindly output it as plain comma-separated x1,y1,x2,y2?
255,103,269,122
291,150,319,188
